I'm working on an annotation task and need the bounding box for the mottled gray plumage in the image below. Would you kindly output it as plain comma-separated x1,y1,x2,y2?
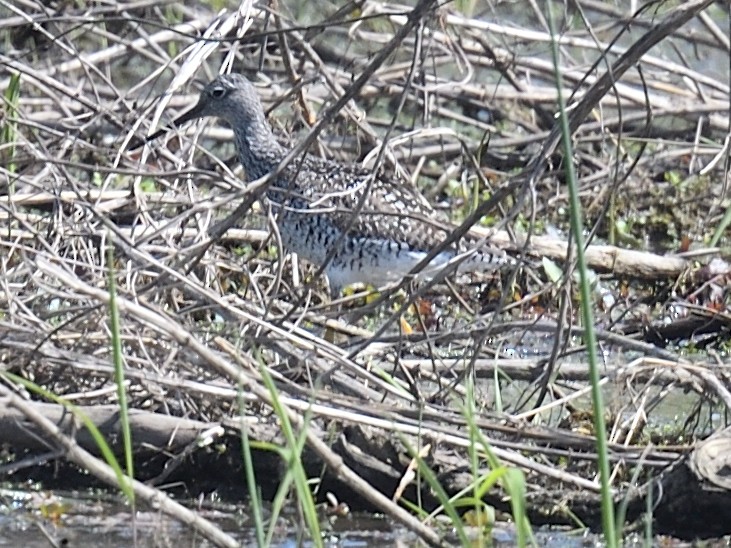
168,73,509,294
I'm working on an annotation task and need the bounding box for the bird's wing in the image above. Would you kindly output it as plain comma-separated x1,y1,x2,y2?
284,158,457,251
267,156,511,269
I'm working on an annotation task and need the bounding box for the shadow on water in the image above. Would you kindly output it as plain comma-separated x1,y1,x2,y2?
2,486,628,547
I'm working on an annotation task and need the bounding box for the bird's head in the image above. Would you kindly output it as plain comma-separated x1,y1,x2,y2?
175,73,265,128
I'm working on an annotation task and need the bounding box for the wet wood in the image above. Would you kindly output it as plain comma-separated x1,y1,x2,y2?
653,427,731,538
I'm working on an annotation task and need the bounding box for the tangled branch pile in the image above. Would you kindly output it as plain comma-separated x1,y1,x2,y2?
1,0,730,543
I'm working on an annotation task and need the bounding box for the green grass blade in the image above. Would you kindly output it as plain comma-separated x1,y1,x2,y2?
2,372,134,503
464,375,534,547
238,387,266,548
2,72,20,177
400,435,470,546
545,2,617,546
710,202,731,247
106,244,134,484
253,346,323,547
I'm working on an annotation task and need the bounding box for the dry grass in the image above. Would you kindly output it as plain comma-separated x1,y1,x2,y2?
1,0,730,543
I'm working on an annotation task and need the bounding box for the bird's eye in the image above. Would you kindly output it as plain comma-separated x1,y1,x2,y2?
210,86,226,99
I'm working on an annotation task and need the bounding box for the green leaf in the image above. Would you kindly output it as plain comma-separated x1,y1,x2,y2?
542,257,563,283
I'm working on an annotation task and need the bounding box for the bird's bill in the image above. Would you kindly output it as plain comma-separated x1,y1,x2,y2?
128,102,206,151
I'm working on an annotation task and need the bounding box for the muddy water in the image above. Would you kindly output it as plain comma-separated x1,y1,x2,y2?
0,488,611,547
0,487,688,546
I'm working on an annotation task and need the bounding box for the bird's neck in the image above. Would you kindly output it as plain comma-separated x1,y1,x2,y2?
233,117,286,182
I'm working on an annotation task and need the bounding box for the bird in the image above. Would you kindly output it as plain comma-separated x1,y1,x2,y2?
146,73,511,296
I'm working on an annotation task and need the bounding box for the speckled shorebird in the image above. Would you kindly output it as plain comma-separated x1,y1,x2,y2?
150,73,510,295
